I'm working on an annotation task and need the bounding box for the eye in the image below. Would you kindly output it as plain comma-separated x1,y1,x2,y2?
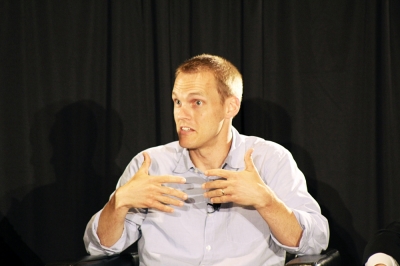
174,99,181,105
195,100,202,106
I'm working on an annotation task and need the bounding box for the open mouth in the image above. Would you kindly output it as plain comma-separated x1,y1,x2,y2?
181,126,194,132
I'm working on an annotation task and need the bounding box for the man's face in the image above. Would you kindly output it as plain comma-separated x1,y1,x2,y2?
172,71,228,150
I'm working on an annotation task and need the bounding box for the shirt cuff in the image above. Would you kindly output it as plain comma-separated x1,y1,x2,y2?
85,210,128,255
269,226,302,254
271,209,328,255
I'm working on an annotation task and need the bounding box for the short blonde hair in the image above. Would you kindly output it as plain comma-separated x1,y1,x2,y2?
175,54,243,103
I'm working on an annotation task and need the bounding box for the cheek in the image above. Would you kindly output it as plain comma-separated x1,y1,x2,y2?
200,112,223,127
191,108,203,119
210,108,225,121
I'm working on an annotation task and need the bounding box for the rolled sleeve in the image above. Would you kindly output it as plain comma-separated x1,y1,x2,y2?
260,146,329,255
83,210,141,255
271,209,329,255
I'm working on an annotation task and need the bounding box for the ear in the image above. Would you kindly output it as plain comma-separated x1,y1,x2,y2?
225,96,240,119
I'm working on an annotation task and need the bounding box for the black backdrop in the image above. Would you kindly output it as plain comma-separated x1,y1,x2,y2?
1,1,399,265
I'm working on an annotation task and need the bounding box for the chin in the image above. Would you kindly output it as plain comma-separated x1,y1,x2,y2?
178,139,196,149
178,141,190,149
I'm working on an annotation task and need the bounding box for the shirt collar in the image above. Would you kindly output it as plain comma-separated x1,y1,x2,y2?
225,126,246,170
173,148,195,174
173,126,245,174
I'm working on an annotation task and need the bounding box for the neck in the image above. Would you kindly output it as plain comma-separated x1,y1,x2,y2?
188,127,233,172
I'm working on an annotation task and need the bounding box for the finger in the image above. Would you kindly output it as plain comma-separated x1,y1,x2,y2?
138,152,151,174
204,168,232,179
157,194,185,207
153,175,186,184
202,180,227,190
210,195,231,204
159,185,188,200
204,188,226,198
150,201,175,213
244,148,256,171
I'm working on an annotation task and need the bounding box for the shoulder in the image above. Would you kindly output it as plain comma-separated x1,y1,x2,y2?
131,141,183,168
118,141,182,185
144,141,182,159
236,133,299,180
144,141,183,170
239,133,291,160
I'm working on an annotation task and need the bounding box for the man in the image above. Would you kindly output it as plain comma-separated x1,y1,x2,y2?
84,54,329,265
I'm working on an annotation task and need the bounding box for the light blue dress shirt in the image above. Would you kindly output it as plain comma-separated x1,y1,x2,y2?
84,127,329,266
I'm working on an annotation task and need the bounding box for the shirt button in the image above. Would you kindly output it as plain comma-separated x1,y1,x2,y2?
206,245,211,251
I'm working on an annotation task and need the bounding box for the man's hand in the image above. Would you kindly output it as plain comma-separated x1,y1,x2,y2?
202,149,274,209
114,152,188,213
203,148,303,247
98,152,188,247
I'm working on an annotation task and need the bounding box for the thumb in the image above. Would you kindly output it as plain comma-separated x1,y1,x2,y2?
244,148,255,171
139,152,151,174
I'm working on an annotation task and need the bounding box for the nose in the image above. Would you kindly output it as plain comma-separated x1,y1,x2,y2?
174,104,191,120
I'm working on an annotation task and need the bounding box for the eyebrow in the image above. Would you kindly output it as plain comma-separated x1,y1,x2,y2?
172,91,207,98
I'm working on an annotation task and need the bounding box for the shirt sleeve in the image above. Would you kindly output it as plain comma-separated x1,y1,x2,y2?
83,155,145,255
83,207,144,255
256,143,330,255
278,208,330,254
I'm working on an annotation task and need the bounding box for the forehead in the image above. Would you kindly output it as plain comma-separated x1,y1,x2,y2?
172,72,218,96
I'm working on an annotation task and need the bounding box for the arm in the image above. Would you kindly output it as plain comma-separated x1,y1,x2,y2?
203,148,329,252
253,187,303,247
203,149,302,247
